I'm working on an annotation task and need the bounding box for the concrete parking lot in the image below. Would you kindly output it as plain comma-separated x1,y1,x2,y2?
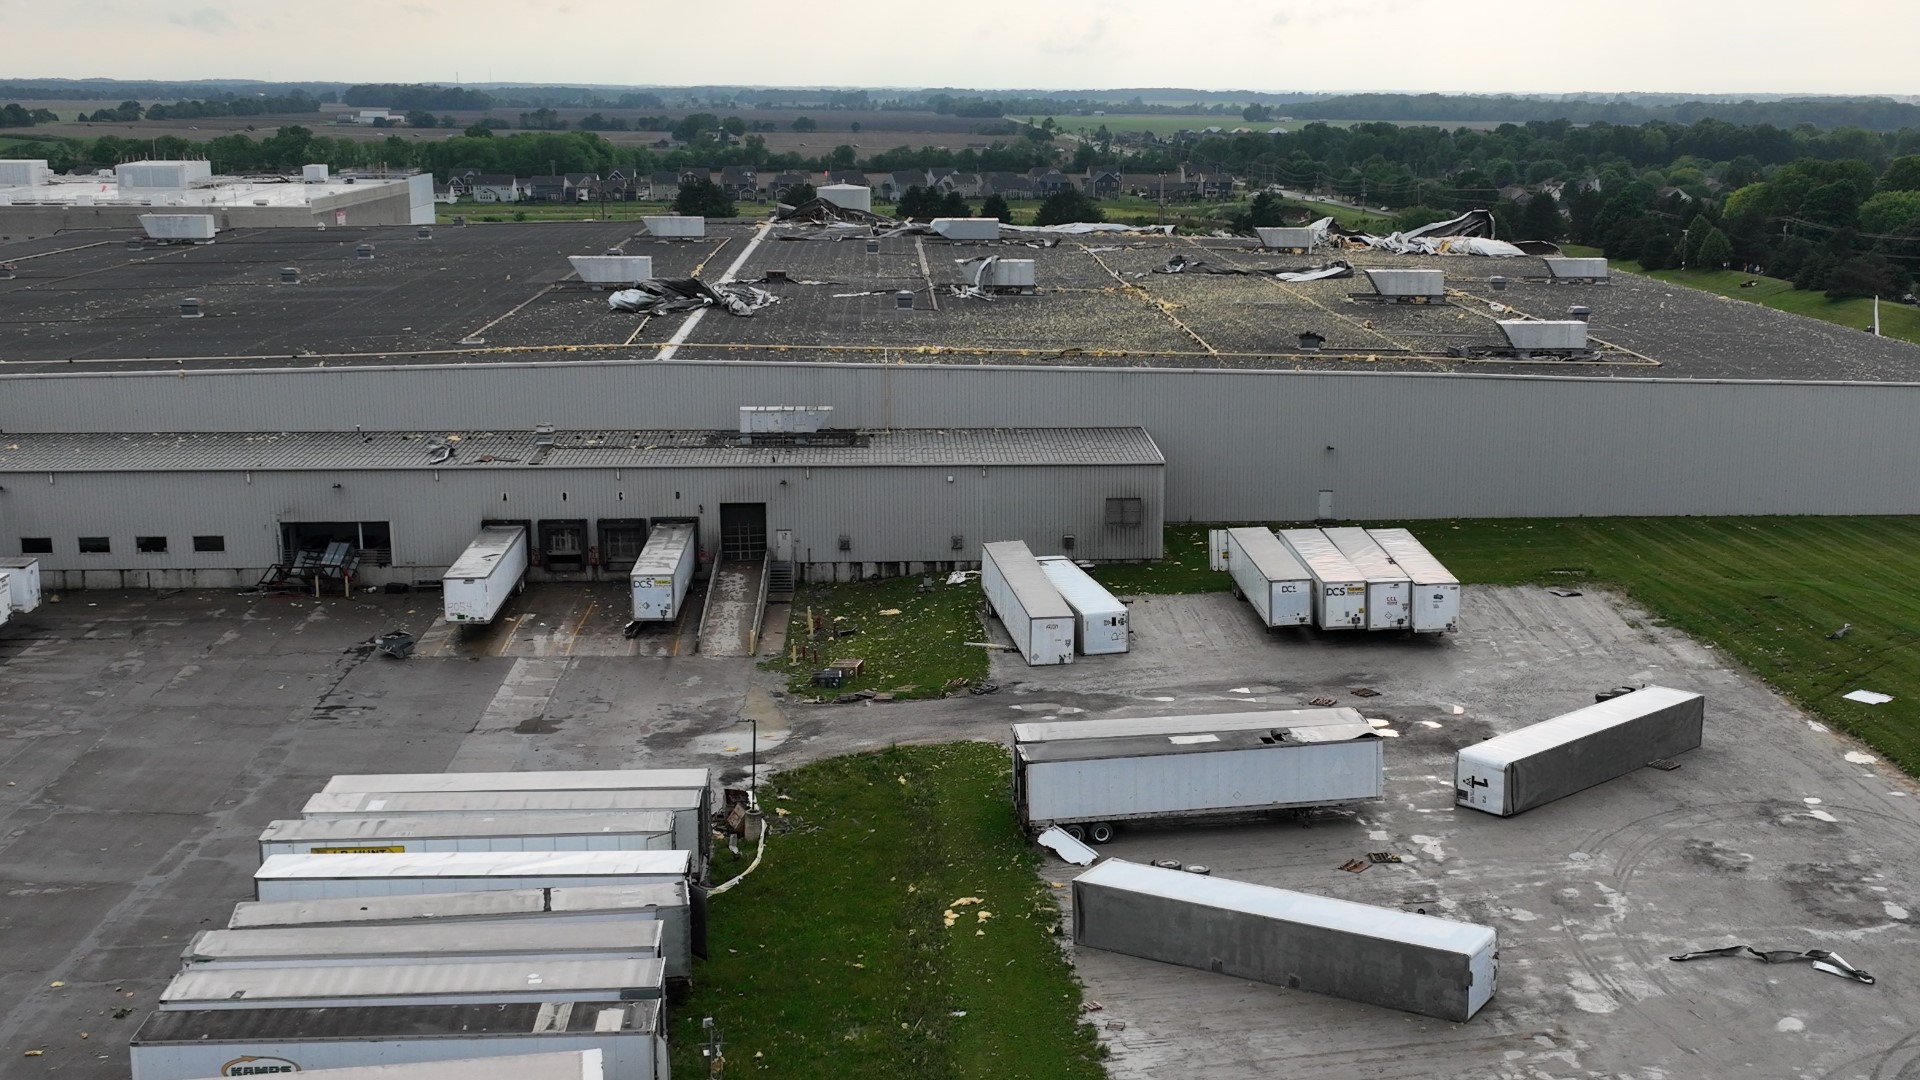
2,582,1916,1080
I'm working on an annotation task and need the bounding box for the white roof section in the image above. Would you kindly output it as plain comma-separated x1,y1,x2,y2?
1013,707,1365,744
1035,557,1125,617
0,172,416,208
631,523,696,578
187,918,663,963
1366,528,1459,585
260,812,676,843
549,883,694,913
228,882,687,929
172,1051,604,1080
303,788,705,816
1277,529,1366,584
1226,527,1310,582
321,769,711,794
255,850,691,882
1076,860,1494,955
446,526,525,579
1463,685,1703,768
1320,527,1409,583
982,540,1074,619
160,958,664,1008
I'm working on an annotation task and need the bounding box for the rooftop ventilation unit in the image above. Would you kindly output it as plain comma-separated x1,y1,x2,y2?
1567,305,1592,323
356,243,376,259
643,215,706,239
894,290,916,311
0,159,50,188
302,164,330,183
819,183,873,213
931,218,1000,242
1542,257,1610,284
179,297,204,319
987,259,1036,293
1497,319,1588,355
280,267,301,284
1489,275,1509,292
739,406,835,434
568,255,654,286
865,239,880,254
1255,226,1316,252
534,424,557,448
137,214,218,243
416,226,432,240
0,264,15,281
117,160,213,192
452,215,468,227
1355,268,1446,304
1298,331,1325,352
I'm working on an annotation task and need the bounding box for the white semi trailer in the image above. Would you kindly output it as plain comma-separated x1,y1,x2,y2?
443,526,528,625
980,540,1075,665
1223,527,1312,628
1277,528,1368,629
1321,527,1412,630
1367,528,1461,633
1035,556,1129,655
629,522,696,623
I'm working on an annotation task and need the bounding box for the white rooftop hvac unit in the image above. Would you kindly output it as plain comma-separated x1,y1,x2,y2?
1498,320,1588,352
1542,257,1610,283
738,405,835,434
931,217,1000,241
138,214,218,241
303,164,330,183
0,159,50,188
1362,268,1446,300
1255,226,1316,250
116,160,213,192
568,255,654,285
989,259,1036,289
642,215,706,238
819,183,872,212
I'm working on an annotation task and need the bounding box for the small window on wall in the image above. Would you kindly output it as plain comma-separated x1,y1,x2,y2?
136,536,169,553
21,537,52,554
78,537,111,553
193,535,226,553
1104,497,1144,527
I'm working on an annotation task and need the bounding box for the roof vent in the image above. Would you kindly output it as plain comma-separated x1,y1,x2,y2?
416,226,432,240
0,263,15,281
453,215,468,227
180,297,204,319
894,290,915,311
1298,330,1325,352
1489,275,1508,292
865,239,880,254
1568,305,1592,323
534,424,557,447
280,267,301,284
356,243,375,259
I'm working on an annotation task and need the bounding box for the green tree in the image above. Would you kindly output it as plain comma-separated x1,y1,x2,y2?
940,191,971,217
849,121,861,134
1824,254,1899,300
1860,190,1920,236
1879,156,1920,194
1241,103,1272,123
1392,204,1447,232
405,109,438,128
1246,191,1294,228
1693,226,1733,269
722,116,747,137
981,193,1013,223
463,123,495,139
1034,189,1104,227
828,144,857,168
1519,193,1563,241
673,178,736,218
673,113,719,142
790,116,817,132
782,182,816,205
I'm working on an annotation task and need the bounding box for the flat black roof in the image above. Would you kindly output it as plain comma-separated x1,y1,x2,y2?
4,220,1917,381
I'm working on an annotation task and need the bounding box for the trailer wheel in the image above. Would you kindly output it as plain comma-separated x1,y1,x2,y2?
1064,824,1087,842
1088,822,1116,844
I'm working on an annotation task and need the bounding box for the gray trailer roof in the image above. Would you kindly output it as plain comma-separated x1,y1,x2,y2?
170,1051,603,1080
1225,527,1310,583
1017,722,1378,764
160,958,665,1009
1077,860,1493,955
321,769,711,794
255,850,691,883
1320,527,1410,584
186,918,664,964
1012,707,1364,744
1276,529,1367,584
229,883,689,929
1365,529,1459,586
133,1000,659,1044
1464,685,1702,767
302,788,705,817
260,812,677,843
446,526,525,580
631,523,696,578
982,540,1075,619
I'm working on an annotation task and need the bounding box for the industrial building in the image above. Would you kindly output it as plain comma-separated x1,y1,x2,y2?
0,160,434,237
4,217,1920,591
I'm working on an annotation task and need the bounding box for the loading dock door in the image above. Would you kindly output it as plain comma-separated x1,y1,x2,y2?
719,503,768,560
597,518,650,572
539,519,589,571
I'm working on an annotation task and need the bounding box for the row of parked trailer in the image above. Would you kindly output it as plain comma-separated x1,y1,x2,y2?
979,540,1130,665
1217,526,1460,633
443,523,697,629
131,769,718,1080
1019,686,1704,1020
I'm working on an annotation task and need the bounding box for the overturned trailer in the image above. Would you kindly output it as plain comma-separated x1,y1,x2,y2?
129,1003,667,1080
1012,709,1383,842
1456,685,1704,816
1072,860,1497,1022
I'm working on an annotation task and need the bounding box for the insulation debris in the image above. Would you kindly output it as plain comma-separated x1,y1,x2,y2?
1327,209,1557,257
774,197,891,226
607,278,779,317
1154,255,1354,281
1670,945,1876,985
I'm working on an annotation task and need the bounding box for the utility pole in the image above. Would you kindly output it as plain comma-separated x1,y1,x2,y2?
703,1017,725,1078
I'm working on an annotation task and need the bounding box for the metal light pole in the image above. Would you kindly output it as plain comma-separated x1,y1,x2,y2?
736,715,758,806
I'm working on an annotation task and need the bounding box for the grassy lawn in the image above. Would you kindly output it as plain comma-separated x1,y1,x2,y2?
1106,518,1920,776
1556,246,1920,348
671,742,1105,1080
769,576,990,701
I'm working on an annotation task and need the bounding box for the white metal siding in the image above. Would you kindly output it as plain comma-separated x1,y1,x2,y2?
1023,740,1383,823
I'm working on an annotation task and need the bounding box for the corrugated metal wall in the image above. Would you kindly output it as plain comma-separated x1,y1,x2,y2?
4,360,1919,519
0,464,1163,583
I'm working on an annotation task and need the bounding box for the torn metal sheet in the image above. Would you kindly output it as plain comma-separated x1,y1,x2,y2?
1670,945,1875,985
774,197,890,226
607,278,779,317
1003,222,1175,236
1843,690,1893,705
1153,255,1354,281
1036,826,1098,866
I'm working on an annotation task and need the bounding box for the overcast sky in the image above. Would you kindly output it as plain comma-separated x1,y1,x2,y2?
5,0,1913,97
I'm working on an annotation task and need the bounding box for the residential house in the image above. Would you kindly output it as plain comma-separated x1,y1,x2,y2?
719,165,761,201
432,180,461,205
943,173,986,198
1026,167,1074,197
564,173,600,201
525,176,569,203
985,173,1034,200
1082,170,1123,200
769,171,814,200
471,175,524,203
648,171,685,200
1498,185,1533,206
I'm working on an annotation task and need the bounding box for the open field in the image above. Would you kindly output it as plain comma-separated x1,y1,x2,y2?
769,576,990,701
670,743,1105,1080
